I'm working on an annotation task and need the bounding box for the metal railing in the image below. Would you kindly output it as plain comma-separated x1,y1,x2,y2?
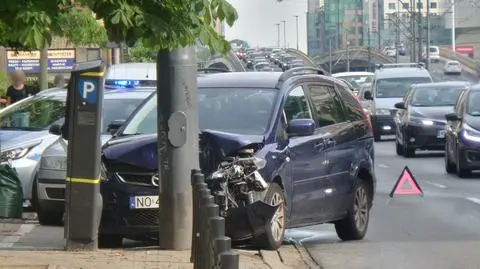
190,169,239,269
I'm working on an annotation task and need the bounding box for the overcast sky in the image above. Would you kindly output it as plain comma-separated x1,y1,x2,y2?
223,0,308,52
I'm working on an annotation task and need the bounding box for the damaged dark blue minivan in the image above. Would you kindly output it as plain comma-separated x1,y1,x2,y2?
98,69,376,250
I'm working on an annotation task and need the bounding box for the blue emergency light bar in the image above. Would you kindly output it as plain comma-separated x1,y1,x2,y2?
113,80,140,87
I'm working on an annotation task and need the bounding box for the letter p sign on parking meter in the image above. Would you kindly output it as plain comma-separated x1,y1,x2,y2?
78,79,98,104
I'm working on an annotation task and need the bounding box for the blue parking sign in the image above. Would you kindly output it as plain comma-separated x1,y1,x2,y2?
77,79,98,104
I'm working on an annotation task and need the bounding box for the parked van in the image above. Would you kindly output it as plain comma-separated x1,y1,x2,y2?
422,46,440,63
105,63,156,90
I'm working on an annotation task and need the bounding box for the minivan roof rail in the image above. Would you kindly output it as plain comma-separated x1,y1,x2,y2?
376,63,424,69
197,68,231,73
278,66,328,83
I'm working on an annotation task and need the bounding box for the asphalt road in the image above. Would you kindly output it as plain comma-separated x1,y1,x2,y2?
286,58,480,269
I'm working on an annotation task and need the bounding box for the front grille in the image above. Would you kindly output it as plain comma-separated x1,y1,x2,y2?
116,172,155,187
125,209,160,226
46,188,65,200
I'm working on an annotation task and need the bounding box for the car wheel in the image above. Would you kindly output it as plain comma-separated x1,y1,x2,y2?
37,208,64,226
395,139,403,156
456,150,471,178
403,136,415,157
445,143,456,174
335,179,370,241
253,183,285,250
374,132,381,142
98,234,123,249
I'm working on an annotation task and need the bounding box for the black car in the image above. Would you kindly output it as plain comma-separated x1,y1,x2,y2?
394,82,469,157
445,85,480,177
97,68,376,249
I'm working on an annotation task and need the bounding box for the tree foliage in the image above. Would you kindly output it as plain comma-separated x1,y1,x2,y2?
124,42,157,63
0,0,238,54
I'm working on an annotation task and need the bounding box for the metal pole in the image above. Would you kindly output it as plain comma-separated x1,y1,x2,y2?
276,23,281,48
64,60,105,251
368,28,372,72
451,0,456,53
295,15,299,50
157,46,197,250
417,0,422,62
281,20,287,49
377,0,381,49
39,45,48,90
396,0,400,63
337,0,341,48
329,39,332,74
411,0,416,61
346,39,350,72
426,0,431,69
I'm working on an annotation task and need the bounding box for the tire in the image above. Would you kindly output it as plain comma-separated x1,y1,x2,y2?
395,140,403,156
253,183,285,250
37,208,64,226
403,146,415,157
374,132,381,142
98,234,123,249
445,143,456,174
456,150,471,178
335,179,370,241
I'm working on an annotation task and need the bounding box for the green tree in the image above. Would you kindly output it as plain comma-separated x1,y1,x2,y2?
124,41,157,63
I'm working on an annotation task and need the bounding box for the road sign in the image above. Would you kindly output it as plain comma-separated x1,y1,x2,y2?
389,166,423,197
77,79,98,104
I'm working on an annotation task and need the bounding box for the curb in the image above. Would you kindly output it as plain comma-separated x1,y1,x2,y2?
291,241,323,269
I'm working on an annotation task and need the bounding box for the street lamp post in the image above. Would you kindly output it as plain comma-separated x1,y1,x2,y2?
276,23,281,48
451,0,456,53
281,20,287,48
295,15,299,50
426,0,431,69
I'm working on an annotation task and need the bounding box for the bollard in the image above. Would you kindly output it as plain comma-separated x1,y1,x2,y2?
192,183,208,264
208,216,225,268
213,236,231,268
196,194,214,269
201,202,219,269
219,250,239,269
190,170,204,263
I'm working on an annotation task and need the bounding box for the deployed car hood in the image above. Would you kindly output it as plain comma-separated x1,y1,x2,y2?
102,130,265,172
375,98,404,109
0,130,51,150
410,106,454,121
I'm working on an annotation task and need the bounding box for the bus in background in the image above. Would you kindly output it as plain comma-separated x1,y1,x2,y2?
105,63,156,90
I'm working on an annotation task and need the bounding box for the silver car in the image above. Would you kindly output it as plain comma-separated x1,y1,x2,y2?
35,88,155,225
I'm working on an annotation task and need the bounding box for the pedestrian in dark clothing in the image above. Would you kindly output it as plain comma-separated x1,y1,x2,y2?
6,71,31,105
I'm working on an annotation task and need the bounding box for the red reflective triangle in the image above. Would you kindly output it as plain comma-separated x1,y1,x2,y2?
389,166,423,197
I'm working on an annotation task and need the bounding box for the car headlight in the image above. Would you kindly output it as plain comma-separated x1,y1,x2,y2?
0,142,41,162
40,156,67,170
462,123,480,143
375,108,391,116
409,117,434,126
100,161,108,182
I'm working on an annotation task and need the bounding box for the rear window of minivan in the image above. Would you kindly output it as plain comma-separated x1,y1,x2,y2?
429,47,439,53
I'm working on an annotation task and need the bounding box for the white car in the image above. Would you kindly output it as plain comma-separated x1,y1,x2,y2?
384,47,397,57
444,60,462,75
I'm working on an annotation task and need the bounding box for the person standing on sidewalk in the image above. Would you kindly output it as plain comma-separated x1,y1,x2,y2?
6,71,31,105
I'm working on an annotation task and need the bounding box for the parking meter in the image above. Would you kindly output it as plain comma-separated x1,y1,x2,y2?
64,60,105,250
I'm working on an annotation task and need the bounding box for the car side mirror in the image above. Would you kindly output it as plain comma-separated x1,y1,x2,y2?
107,119,126,135
364,90,373,100
445,113,461,121
287,119,315,137
394,102,406,109
48,124,62,136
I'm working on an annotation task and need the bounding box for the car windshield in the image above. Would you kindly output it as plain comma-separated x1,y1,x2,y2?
375,77,432,98
448,62,459,66
430,47,438,53
467,91,480,116
122,88,277,136
0,94,66,131
0,93,144,133
338,75,374,88
411,86,464,107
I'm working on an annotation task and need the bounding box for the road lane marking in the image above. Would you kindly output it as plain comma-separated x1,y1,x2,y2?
378,164,388,168
425,181,447,189
0,224,35,248
466,197,480,205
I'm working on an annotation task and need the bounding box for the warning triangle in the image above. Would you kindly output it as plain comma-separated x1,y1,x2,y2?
389,166,423,197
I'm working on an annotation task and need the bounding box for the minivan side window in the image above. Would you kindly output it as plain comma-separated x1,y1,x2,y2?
308,85,345,127
283,86,313,122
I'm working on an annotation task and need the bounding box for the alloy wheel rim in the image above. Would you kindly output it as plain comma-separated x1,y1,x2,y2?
270,192,285,242
353,186,368,232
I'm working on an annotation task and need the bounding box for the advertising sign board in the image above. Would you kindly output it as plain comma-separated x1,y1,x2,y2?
7,49,76,73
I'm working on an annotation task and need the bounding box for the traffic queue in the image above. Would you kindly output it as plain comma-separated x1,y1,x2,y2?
0,48,478,251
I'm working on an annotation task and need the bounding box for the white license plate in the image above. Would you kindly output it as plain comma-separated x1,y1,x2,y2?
437,130,446,138
129,196,159,209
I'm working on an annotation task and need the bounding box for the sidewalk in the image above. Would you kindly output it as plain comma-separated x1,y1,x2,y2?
0,245,310,269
